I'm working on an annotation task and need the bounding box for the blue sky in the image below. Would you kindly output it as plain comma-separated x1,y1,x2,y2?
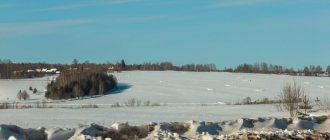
0,0,329,69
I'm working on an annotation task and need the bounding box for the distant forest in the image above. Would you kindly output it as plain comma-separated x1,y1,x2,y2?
224,62,330,76
0,58,329,79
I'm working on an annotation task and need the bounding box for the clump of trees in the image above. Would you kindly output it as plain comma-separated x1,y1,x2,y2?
303,65,323,76
29,86,38,94
229,62,329,77
232,63,289,74
17,90,30,101
45,71,117,100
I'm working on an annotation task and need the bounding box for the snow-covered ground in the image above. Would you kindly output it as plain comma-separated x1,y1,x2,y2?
0,71,329,128
0,75,57,102
2,116,330,140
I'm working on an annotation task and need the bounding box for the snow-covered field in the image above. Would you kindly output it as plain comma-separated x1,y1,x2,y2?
0,71,329,128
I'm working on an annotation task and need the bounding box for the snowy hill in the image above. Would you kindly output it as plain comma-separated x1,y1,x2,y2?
0,71,329,128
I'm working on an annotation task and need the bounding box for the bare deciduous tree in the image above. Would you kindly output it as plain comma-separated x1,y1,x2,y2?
17,90,22,100
98,81,105,95
126,98,136,107
22,90,30,100
143,101,151,106
277,81,303,117
73,84,82,98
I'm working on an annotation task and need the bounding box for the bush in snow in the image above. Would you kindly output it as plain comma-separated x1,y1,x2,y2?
111,102,121,107
277,81,305,117
0,103,11,109
81,104,98,108
33,88,37,94
17,90,30,101
143,101,151,106
168,122,190,134
125,98,137,107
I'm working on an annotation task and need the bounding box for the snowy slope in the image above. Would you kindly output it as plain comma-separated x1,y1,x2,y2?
92,71,329,104
0,76,56,102
0,71,329,128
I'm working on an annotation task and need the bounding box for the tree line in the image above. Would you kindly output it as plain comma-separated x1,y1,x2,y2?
1,59,330,79
0,59,66,79
0,59,112,79
123,62,217,72
0,59,218,79
224,62,330,76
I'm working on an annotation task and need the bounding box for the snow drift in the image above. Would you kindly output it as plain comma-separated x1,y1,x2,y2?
1,115,330,140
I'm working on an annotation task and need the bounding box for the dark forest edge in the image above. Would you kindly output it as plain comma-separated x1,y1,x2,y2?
0,58,329,79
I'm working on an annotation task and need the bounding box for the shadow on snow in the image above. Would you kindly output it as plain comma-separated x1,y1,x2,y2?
108,83,132,95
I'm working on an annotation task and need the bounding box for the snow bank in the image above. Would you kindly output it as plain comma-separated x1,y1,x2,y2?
0,124,46,140
2,115,330,140
148,115,330,139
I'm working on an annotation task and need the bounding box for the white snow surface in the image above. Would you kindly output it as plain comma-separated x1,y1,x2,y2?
0,71,329,128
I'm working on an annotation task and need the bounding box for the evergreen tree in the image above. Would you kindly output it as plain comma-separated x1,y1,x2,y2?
121,59,126,70
327,66,330,74
33,88,37,94
72,58,79,66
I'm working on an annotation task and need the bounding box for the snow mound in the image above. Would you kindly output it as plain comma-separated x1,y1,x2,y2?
149,115,330,139
2,115,330,140
46,128,75,140
206,88,213,91
0,124,46,140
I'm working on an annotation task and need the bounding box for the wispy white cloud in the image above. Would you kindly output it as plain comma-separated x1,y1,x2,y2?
209,0,273,8
110,15,170,24
0,14,169,37
38,0,141,11
208,0,330,8
0,19,95,37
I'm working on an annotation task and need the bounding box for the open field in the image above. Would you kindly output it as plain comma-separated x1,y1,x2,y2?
0,71,329,128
